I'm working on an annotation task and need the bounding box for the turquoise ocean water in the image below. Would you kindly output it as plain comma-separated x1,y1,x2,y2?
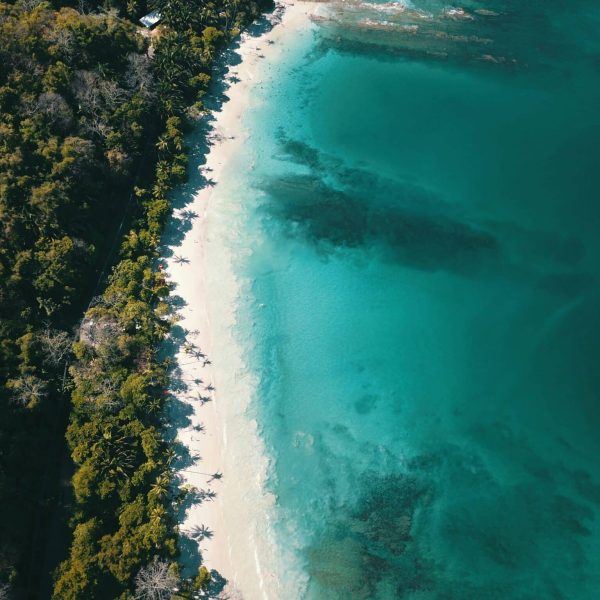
221,1,600,597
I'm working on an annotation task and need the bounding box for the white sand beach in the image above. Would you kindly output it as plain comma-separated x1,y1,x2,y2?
162,3,315,598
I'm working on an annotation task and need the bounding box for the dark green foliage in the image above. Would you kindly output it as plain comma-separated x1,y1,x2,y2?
193,565,212,590
0,2,156,595
51,250,178,598
0,0,271,595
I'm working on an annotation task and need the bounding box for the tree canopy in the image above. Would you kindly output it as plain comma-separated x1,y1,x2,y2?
0,0,269,596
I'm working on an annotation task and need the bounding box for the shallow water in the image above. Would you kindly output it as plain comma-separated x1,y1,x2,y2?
215,1,600,597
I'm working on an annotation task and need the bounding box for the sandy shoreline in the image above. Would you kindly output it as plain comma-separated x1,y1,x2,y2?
162,3,315,598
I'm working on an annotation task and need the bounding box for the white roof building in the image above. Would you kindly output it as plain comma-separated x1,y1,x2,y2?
139,9,161,28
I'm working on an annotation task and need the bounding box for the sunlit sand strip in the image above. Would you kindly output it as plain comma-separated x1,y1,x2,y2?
162,3,315,598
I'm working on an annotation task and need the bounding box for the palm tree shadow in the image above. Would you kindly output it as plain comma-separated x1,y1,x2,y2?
155,0,282,588
178,535,203,577
169,439,196,472
165,365,189,394
159,3,285,249
189,524,213,541
171,324,188,342
207,569,228,597
174,485,206,523
166,294,187,310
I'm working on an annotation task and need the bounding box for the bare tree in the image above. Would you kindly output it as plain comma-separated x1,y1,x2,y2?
90,291,126,309
48,27,75,62
40,326,73,367
134,559,178,600
19,0,44,9
77,0,92,13
125,53,156,102
82,377,123,413
8,375,47,408
36,92,74,131
79,316,121,348
71,70,126,138
98,78,126,111
97,378,120,397
72,70,103,118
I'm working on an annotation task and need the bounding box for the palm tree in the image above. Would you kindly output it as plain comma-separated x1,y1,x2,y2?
94,429,136,481
150,506,166,526
149,474,170,500
156,136,169,153
164,448,177,466
155,161,172,185
183,342,197,354
147,397,162,414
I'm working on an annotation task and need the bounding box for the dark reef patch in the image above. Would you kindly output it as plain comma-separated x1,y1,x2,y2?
264,136,593,294
304,473,432,599
312,0,600,81
354,394,378,415
297,435,599,598
261,174,500,276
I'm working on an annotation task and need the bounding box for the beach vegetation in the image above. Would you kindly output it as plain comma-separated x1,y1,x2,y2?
193,565,211,591
0,1,155,592
134,558,179,600
0,0,270,595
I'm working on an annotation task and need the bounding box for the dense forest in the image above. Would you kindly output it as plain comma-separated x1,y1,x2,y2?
0,0,269,597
